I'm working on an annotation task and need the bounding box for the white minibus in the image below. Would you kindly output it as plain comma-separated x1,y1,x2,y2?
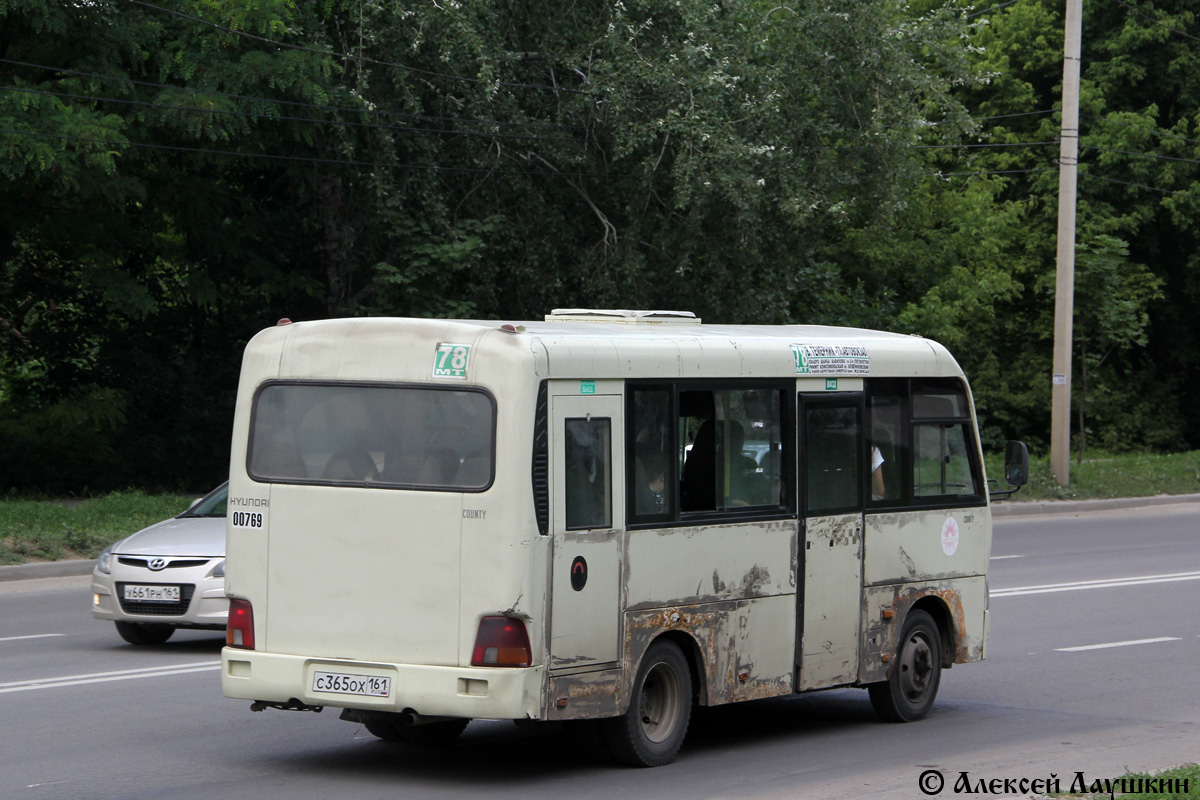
221,309,1026,766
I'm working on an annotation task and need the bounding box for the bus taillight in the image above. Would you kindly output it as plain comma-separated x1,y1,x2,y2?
227,599,255,649
471,616,532,667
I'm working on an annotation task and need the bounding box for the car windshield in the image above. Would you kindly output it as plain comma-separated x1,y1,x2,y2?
180,483,228,517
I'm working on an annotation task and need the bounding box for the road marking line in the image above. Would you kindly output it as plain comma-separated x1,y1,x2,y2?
0,661,220,694
989,555,1024,560
1056,637,1181,652
991,570,1200,597
0,634,66,642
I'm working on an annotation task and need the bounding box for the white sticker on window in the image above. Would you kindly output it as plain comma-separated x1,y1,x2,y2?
433,343,471,379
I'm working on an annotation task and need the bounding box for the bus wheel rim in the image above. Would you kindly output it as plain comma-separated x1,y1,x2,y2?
638,662,682,744
899,631,934,701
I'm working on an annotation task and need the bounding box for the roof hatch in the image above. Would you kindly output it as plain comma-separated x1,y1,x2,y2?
545,309,700,325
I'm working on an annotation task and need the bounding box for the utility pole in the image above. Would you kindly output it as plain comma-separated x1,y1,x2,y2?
1051,0,1083,485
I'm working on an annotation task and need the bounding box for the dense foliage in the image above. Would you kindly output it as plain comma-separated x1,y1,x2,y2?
0,0,1195,492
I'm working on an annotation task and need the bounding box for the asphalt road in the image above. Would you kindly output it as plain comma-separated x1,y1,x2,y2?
1,502,1197,800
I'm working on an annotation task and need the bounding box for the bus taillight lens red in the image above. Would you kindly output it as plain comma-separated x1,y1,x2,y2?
471,616,532,667
227,598,255,650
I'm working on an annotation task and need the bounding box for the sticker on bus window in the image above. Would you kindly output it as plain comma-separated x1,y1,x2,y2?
792,344,870,375
942,517,960,556
433,343,471,379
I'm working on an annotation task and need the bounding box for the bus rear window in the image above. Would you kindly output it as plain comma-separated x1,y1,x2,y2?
248,382,495,491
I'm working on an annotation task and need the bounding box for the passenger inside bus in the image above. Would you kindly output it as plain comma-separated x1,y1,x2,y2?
871,445,886,501
322,449,380,482
635,451,668,516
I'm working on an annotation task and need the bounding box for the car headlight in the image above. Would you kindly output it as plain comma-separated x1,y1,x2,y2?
209,559,226,579
97,544,115,575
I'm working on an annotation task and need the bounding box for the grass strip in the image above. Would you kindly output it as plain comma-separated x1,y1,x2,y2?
0,491,196,566
1052,763,1199,798
985,450,1200,502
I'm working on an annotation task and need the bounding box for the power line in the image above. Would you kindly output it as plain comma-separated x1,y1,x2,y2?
0,84,582,146
936,167,1059,177
974,109,1057,121
0,57,586,133
1081,143,1200,167
964,0,1020,21
806,139,1055,151
907,140,1057,149
1111,0,1200,44
0,127,613,178
1083,172,1200,200
122,0,593,97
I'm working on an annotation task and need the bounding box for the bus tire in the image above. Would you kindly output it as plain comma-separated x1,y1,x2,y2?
114,621,175,645
868,609,941,722
363,717,405,742
396,718,469,746
602,639,692,767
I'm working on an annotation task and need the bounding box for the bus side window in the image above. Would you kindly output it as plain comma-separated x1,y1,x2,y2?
805,406,861,514
868,392,905,504
631,388,675,522
913,422,978,497
910,381,980,499
565,418,612,530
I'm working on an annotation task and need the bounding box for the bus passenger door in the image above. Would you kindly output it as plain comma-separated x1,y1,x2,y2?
797,394,864,690
549,392,624,669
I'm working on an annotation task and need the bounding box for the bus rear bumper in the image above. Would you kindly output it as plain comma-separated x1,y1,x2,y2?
221,648,544,721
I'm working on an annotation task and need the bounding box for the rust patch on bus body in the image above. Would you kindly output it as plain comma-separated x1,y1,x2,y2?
862,583,975,685
548,520,798,720
624,600,792,708
546,668,623,720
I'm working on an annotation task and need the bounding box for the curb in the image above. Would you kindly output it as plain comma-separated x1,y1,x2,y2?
0,560,94,583
993,492,1200,518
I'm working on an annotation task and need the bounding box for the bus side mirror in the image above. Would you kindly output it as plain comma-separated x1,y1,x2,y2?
1004,441,1029,487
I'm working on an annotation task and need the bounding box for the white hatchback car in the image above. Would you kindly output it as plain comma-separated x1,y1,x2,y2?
91,482,228,645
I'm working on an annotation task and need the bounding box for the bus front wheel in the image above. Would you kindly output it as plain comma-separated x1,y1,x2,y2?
868,609,942,722
603,639,692,767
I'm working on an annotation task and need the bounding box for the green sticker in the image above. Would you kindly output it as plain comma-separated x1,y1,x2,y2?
580,380,596,394
825,378,838,391
793,346,809,374
433,343,471,379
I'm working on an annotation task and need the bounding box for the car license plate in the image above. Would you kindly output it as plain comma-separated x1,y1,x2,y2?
123,584,181,602
311,671,392,698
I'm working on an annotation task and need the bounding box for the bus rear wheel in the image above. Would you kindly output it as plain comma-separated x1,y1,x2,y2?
363,714,468,746
396,718,469,746
868,609,942,722
603,640,692,767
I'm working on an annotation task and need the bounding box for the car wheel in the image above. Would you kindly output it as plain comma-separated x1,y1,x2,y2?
602,639,692,767
114,621,175,645
868,609,942,722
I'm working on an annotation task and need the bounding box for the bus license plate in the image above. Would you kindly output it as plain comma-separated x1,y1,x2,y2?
123,584,181,602
311,671,392,698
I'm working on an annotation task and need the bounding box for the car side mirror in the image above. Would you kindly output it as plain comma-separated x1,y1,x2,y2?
1004,441,1029,487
